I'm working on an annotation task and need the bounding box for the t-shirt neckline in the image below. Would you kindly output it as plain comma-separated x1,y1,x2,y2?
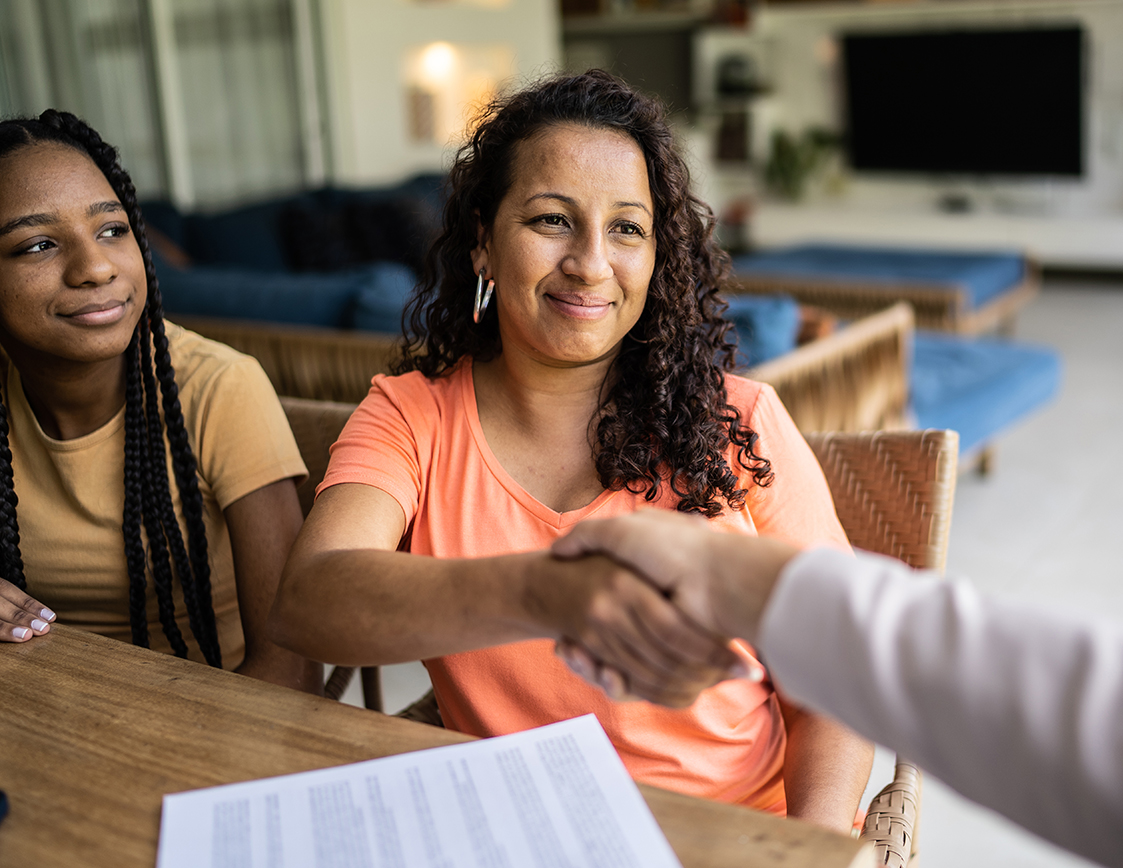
460,360,619,528
8,365,127,451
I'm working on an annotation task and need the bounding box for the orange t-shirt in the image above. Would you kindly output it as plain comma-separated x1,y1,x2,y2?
320,361,849,812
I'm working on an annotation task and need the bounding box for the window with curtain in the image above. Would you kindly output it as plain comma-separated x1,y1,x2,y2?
0,0,324,209
0,0,167,196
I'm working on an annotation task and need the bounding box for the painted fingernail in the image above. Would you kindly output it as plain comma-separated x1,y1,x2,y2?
13,627,30,640
40,607,55,622
30,619,48,632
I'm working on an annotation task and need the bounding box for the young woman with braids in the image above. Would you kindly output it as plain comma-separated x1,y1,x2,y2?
272,71,872,826
0,111,320,693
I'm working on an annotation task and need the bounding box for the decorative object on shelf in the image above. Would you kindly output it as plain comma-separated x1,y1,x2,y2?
715,111,751,163
763,127,841,201
717,196,753,252
709,0,752,27
716,52,758,97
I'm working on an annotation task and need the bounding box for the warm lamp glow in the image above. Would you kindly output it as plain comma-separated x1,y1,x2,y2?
404,42,514,145
419,42,457,85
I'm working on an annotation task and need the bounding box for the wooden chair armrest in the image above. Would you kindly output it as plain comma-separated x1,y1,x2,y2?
861,758,922,868
396,688,443,727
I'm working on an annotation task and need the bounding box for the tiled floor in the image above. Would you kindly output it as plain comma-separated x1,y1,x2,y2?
343,272,1123,866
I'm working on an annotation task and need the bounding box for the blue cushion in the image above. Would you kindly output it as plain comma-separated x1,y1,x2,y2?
139,200,187,249
723,294,801,366
183,193,320,271
320,173,446,214
352,263,418,333
912,332,1062,454
154,246,418,330
732,244,1025,310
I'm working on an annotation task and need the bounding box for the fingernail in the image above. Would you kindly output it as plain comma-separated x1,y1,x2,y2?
599,671,624,700
40,607,55,622
31,619,48,632
731,661,765,682
13,627,30,640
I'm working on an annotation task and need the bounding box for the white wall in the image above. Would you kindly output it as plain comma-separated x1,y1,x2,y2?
746,0,1123,218
319,0,561,186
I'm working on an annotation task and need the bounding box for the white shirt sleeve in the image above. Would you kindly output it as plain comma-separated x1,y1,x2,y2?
758,547,1123,868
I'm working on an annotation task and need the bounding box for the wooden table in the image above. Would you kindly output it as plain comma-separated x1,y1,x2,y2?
0,626,871,868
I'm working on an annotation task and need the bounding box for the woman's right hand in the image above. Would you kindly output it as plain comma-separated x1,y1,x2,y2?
522,551,744,707
0,578,55,642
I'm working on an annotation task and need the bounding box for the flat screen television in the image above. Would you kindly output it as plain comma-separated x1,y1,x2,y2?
841,26,1085,177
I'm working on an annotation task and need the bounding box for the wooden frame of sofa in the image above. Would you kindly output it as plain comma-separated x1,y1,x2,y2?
730,256,1039,336
174,302,913,434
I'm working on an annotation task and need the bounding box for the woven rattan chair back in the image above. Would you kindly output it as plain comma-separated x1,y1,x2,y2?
279,397,383,709
805,429,959,868
805,429,958,573
748,303,913,434
280,396,358,518
177,316,401,403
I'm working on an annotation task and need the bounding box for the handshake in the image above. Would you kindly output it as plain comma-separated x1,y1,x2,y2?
544,510,800,708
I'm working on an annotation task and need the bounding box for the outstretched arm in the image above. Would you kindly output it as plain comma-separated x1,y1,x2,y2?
269,484,739,704
763,548,1123,867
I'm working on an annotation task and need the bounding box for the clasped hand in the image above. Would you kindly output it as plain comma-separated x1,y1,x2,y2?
542,511,794,707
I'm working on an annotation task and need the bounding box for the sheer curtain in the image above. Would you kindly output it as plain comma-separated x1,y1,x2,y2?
171,0,307,206
0,0,167,196
0,0,321,208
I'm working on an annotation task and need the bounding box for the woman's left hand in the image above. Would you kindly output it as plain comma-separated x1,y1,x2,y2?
0,577,55,643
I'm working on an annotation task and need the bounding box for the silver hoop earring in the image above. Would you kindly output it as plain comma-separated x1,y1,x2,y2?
473,268,495,324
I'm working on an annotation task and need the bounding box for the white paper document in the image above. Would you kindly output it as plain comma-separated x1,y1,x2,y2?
157,714,683,868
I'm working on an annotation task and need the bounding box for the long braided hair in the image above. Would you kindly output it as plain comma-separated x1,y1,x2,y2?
400,71,773,516
0,110,221,666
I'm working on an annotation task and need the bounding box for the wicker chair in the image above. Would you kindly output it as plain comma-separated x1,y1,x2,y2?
747,302,913,433
176,316,401,403
279,396,383,710
805,428,959,867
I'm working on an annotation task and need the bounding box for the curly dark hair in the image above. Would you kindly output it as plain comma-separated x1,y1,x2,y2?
0,110,221,666
398,70,772,515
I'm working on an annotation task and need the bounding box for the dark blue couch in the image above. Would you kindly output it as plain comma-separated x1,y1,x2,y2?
142,174,445,332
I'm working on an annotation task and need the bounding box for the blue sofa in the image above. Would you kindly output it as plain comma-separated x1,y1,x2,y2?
732,242,1040,335
142,174,445,333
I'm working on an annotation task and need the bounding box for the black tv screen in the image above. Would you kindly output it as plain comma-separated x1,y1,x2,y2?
841,27,1085,177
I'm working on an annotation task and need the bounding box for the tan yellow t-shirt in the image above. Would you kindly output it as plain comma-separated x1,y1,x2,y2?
5,322,307,667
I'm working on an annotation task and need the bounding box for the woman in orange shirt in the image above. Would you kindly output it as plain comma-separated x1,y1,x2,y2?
272,71,872,828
